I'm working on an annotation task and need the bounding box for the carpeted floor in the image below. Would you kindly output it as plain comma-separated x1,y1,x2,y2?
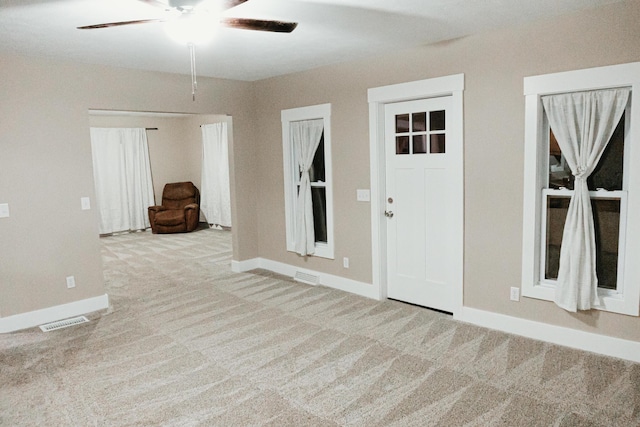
1,228,639,426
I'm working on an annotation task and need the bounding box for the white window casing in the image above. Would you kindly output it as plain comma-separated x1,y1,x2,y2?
281,103,334,259
522,62,640,316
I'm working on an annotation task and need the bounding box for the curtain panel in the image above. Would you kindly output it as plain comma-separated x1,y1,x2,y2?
291,119,324,256
541,88,629,312
200,122,232,228
90,128,155,235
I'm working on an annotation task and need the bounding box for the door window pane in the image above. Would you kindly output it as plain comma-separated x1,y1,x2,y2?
430,134,446,153
396,114,410,133
430,110,446,131
413,135,427,154
396,136,410,154
412,112,426,132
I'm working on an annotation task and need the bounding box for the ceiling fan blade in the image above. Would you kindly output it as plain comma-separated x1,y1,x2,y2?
163,0,247,10
137,0,171,10
77,18,167,30
221,0,249,9
221,17,298,33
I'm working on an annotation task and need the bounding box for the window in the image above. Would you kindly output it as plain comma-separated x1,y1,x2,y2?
543,117,626,292
522,62,640,316
394,110,446,155
281,103,334,259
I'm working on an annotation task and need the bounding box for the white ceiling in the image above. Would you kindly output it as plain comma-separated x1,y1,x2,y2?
0,0,626,81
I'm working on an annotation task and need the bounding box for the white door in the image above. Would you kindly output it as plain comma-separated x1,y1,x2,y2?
385,96,455,312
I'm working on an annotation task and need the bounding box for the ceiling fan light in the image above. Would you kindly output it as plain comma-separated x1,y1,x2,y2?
164,13,217,45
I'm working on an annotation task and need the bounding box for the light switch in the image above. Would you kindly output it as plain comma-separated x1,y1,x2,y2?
81,197,91,210
356,189,370,202
0,203,9,218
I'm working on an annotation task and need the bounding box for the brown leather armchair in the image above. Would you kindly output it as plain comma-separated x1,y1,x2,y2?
148,182,200,234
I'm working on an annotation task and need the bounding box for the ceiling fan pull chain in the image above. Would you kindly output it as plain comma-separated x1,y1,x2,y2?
188,42,197,101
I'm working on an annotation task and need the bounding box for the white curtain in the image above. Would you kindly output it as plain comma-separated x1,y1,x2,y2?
90,128,155,235
200,122,231,228
541,88,629,312
291,119,324,256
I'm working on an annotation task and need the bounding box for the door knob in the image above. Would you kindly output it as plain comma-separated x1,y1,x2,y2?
384,210,394,218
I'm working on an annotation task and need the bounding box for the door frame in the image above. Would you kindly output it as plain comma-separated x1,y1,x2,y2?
367,74,465,318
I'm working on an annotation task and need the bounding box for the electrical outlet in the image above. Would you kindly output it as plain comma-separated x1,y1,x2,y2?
66,276,76,289
510,287,520,301
356,189,370,202
81,197,91,210
343,257,350,268
0,203,9,218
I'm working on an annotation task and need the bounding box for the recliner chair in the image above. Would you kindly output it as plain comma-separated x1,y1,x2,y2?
148,182,200,234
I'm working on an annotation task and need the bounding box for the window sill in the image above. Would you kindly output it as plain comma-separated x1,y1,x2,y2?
523,281,636,316
286,243,334,260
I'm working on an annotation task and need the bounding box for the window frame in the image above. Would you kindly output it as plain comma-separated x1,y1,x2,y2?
539,188,628,297
522,62,640,316
281,103,334,259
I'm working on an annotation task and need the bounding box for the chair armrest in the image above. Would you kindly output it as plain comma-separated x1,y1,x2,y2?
184,203,200,231
148,205,167,213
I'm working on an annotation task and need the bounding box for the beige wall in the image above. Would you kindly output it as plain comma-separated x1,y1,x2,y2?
250,1,640,341
0,54,257,318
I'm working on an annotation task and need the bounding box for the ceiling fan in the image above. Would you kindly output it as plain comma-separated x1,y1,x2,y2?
77,0,298,34
78,0,298,100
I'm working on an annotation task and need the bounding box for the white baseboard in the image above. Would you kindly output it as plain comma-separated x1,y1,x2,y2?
458,307,640,363
0,294,110,333
231,258,261,273
232,257,380,300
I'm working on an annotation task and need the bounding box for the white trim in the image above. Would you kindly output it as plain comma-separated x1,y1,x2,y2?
232,257,379,300
368,74,465,103
281,103,331,122
524,62,640,95
281,103,334,259
368,96,387,301
0,294,109,333
231,258,261,273
522,62,640,316
367,74,465,317
459,307,640,363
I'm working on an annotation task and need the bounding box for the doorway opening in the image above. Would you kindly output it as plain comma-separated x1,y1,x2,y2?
88,109,232,233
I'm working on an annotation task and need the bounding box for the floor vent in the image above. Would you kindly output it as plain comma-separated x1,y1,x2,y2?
39,316,89,332
294,271,320,286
